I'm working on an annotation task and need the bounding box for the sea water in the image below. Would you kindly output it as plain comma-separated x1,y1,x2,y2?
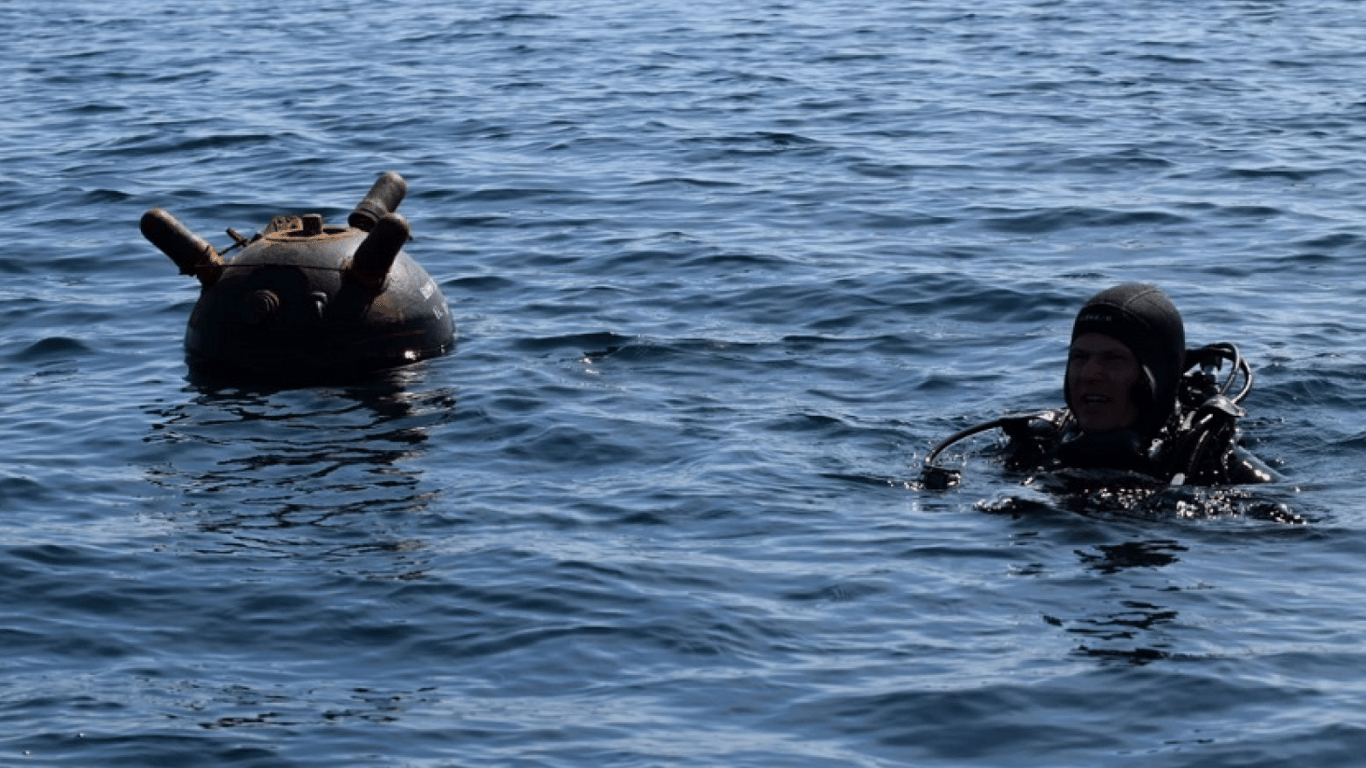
3,0,1366,765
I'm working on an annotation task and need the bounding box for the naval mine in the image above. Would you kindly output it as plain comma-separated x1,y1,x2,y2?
140,172,454,379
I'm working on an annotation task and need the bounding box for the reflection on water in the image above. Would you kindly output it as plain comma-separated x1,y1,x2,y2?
143,365,456,563
1077,539,1187,574
1060,540,1189,665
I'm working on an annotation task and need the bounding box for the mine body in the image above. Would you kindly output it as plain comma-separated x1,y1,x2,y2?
140,172,454,380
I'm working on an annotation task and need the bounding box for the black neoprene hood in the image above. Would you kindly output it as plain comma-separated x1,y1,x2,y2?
1066,282,1186,438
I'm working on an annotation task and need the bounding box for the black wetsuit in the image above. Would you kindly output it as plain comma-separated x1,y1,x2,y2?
920,341,1279,489
999,408,1278,486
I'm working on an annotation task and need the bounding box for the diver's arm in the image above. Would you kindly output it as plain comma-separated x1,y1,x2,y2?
1224,446,1283,484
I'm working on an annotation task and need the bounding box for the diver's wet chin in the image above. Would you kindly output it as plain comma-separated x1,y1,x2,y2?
1067,397,1137,435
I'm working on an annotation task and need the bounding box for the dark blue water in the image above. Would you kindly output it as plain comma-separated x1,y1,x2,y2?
4,0,1366,765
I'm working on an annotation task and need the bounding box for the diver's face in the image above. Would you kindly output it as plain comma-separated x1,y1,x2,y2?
1067,333,1142,433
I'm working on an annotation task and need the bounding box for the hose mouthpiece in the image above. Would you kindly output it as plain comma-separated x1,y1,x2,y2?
919,465,962,490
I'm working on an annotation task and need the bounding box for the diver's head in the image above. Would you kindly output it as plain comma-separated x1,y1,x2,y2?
1064,283,1185,438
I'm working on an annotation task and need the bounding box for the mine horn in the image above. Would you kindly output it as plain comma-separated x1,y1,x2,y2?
345,212,410,291
141,208,224,287
348,171,408,232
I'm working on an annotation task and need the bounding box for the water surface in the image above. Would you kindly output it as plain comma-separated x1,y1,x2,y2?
3,0,1366,765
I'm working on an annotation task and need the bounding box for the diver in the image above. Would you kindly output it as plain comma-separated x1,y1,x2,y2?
921,282,1280,489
